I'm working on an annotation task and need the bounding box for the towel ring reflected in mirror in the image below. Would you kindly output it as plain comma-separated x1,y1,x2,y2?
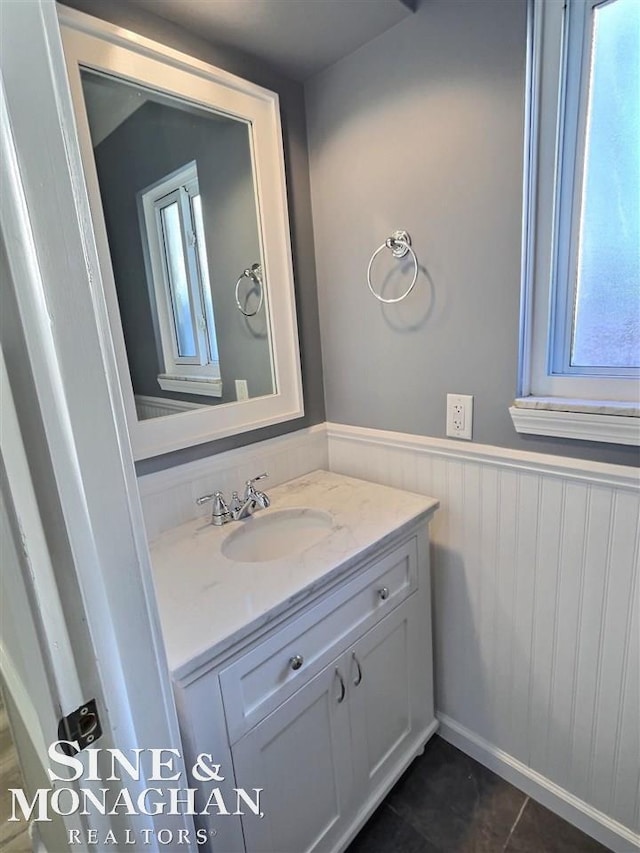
366,230,418,304
235,263,264,317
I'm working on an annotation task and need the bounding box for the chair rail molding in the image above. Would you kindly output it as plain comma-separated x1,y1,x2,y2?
325,422,640,490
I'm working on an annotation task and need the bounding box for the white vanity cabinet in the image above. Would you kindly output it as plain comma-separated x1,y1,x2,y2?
171,522,436,853
232,595,429,853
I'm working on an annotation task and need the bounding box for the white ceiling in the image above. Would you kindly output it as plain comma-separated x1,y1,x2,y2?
126,0,416,81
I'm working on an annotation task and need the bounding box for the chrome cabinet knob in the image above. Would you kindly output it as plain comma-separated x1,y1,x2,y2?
378,586,390,601
289,654,304,671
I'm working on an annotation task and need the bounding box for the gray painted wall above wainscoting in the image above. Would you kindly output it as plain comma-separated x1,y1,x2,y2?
305,0,638,468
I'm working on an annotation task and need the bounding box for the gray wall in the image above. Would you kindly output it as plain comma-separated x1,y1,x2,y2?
94,99,272,405
305,0,638,467
61,0,325,474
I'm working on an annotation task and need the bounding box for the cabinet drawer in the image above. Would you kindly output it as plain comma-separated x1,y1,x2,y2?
220,537,417,744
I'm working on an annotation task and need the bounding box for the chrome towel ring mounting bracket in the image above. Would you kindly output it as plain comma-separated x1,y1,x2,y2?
235,263,264,316
366,230,418,304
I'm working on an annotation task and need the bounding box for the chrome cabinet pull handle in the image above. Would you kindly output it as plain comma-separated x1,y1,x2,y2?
352,652,363,686
289,654,304,671
378,586,390,601
335,668,346,703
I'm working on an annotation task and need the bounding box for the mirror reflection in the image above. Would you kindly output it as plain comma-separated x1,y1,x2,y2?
80,69,275,421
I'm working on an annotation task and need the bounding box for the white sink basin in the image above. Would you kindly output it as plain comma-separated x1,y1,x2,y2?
221,508,333,563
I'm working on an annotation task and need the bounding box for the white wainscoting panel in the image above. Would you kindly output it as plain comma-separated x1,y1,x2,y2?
326,423,639,852
138,425,328,540
135,395,203,420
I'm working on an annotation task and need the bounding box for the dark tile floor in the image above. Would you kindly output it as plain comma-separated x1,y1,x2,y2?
347,736,612,853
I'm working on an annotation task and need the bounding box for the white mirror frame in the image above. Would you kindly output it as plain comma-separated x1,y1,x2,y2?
59,7,303,460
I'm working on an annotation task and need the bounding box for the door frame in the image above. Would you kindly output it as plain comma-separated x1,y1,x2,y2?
1,1,193,848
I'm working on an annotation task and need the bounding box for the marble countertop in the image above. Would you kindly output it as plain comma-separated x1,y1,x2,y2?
149,470,439,681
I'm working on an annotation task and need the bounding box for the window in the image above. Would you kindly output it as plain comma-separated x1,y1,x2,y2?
512,0,639,444
139,161,222,397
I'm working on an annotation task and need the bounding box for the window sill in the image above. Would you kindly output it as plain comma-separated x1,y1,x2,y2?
509,398,640,446
157,374,223,398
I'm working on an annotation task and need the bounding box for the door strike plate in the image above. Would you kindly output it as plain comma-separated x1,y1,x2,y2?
57,698,102,754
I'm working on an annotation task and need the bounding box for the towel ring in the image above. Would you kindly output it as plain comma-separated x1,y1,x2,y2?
235,263,264,317
367,230,418,304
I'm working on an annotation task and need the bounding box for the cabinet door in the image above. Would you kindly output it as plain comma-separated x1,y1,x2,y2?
231,658,353,853
349,597,428,797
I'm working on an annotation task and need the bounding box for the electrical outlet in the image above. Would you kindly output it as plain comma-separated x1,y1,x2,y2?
235,379,249,401
446,394,473,440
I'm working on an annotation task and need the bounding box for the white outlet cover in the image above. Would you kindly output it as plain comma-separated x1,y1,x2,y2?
235,379,249,401
446,394,473,440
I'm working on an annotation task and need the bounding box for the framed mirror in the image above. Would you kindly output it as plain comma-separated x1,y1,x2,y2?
59,8,303,459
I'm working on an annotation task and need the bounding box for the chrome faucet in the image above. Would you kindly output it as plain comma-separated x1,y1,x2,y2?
196,473,270,525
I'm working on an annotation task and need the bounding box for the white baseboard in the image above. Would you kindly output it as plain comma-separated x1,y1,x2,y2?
437,713,640,853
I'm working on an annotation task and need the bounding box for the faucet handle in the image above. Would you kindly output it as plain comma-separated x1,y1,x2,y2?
245,472,268,495
196,491,231,526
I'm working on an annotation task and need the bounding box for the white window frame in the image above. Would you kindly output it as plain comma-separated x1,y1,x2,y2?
512,0,640,445
138,161,222,397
